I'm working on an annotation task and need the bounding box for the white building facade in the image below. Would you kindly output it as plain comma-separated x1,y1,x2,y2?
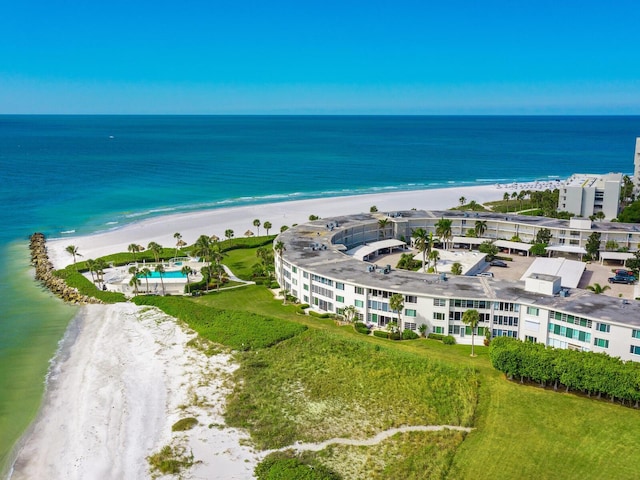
558,173,623,220
276,211,640,362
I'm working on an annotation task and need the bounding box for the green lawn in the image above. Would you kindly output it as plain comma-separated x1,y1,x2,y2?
96,246,640,478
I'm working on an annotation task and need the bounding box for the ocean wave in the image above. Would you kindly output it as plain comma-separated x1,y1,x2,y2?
60,229,76,234
124,207,177,218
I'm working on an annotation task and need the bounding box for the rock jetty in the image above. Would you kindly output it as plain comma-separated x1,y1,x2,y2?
29,233,103,304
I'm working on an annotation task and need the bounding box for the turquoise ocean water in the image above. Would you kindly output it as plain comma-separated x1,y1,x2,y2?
1,115,640,473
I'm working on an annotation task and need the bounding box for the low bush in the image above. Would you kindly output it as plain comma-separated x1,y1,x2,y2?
172,417,198,431
373,330,390,339
402,329,419,340
354,322,370,335
308,310,333,318
442,335,457,345
428,333,445,341
255,451,340,480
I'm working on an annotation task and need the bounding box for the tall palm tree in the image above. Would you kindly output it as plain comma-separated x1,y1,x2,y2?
263,221,272,235
462,308,480,357
210,244,226,291
128,266,140,296
140,267,151,294
274,240,287,304
459,196,467,207
378,218,390,240
342,305,358,324
429,250,440,273
253,219,261,236
155,264,166,296
86,258,97,284
65,245,82,269
225,229,234,244
503,192,510,211
200,265,211,293
435,218,453,250
412,228,429,273
95,258,107,287
474,220,487,238
147,241,163,263
181,265,193,293
174,232,185,258
128,243,141,262
194,235,212,265
389,293,404,333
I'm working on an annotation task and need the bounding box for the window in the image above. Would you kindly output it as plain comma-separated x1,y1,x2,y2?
433,312,445,321
304,295,309,303
596,323,610,333
526,306,539,316
433,326,444,334
405,295,417,303
525,336,537,343
336,295,344,303
630,345,640,355
633,330,640,339
303,271,309,279
405,309,417,317
449,325,461,335
336,282,345,290
292,266,297,273
303,284,309,291
354,299,364,308
594,338,609,348
405,322,416,331
433,298,447,307
355,286,365,295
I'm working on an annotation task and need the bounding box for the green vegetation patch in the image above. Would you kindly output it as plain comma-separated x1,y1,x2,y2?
225,330,478,449
53,268,126,303
147,444,194,476
315,429,466,480
256,451,340,480
132,295,306,350
172,417,199,432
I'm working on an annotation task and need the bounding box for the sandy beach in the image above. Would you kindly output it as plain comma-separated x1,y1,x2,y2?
13,184,537,479
47,184,530,270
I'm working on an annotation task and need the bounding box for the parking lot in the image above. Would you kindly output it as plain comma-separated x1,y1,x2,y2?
378,248,638,300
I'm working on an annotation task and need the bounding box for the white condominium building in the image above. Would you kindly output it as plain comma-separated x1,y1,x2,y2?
275,211,640,362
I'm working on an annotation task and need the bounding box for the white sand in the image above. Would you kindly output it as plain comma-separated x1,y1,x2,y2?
16,185,532,479
47,184,516,270
10,303,259,480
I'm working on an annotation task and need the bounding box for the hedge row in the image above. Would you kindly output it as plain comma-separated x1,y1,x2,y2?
428,333,457,345
489,337,640,405
354,322,370,335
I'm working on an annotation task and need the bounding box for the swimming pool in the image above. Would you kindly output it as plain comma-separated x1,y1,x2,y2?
138,270,187,279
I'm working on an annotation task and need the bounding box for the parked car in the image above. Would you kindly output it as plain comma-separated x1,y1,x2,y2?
477,272,494,278
490,260,508,267
608,274,637,284
615,269,633,277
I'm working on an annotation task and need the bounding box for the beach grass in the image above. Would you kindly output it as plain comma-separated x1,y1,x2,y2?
225,329,478,450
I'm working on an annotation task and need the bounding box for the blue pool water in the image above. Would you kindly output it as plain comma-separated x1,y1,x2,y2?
139,270,187,279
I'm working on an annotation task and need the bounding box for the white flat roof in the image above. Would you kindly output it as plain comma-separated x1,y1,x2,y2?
494,239,532,251
520,257,585,289
347,239,406,261
599,251,634,261
452,236,486,245
546,245,588,255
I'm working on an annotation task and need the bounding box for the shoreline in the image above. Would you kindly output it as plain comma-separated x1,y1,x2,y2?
47,183,541,270
13,183,538,479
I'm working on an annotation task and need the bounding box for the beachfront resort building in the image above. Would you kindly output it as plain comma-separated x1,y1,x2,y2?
634,137,640,194
558,173,623,220
275,210,640,362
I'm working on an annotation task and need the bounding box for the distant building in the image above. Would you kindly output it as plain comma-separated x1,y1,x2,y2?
558,172,622,220
634,137,640,194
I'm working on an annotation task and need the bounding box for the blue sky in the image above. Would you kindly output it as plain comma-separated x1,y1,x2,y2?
1,0,639,114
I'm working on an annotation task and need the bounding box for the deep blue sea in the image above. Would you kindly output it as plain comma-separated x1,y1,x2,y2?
1,115,639,472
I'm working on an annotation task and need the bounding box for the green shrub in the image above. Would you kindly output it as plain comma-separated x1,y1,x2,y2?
402,329,419,340
442,335,456,345
354,322,370,335
373,330,390,339
147,445,194,475
255,451,340,480
428,333,445,341
308,310,332,318
132,296,306,350
53,268,126,303
172,417,199,431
